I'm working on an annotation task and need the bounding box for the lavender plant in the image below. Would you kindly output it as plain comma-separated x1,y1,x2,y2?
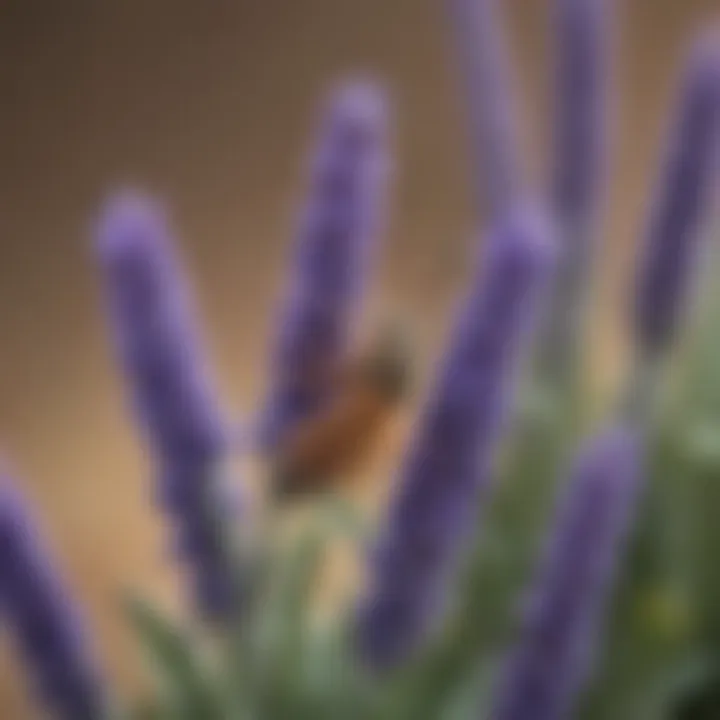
2,2,720,719
96,194,241,622
0,474,107,720
259,81,390,460
355,206,555,670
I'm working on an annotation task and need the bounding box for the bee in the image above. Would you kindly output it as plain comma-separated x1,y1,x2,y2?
270,321,412,500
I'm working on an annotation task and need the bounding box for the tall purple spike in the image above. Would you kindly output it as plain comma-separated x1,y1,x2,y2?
95,194,238,619
260,80,390,453
552,0,609,239
536,0,611,374
634,34,720,357
447,0,526,220
491,427,642,720
355,207,555,668
0,473,107,720
96,195,225,468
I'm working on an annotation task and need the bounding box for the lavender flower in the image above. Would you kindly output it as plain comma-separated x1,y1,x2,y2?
95,194,238,618
551,0,609,239
0,474,106,720
260,81,390,453
447,0,525,220
491,427,642,720
355,207,555,669
536,0,610,375
95,195,225,469
634,34,720,357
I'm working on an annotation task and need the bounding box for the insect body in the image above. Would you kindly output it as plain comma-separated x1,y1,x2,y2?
270,322,412,499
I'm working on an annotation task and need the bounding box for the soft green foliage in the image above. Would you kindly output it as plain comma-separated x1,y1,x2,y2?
126,597,221,719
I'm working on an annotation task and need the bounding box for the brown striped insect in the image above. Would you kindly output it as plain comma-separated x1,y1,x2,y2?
269,322,412,499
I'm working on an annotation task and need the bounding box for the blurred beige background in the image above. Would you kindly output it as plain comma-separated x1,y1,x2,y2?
1,0,718,716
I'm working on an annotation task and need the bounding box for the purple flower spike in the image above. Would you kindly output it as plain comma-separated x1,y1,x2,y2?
491,427,641,720
634,34,720,356
551,0,609,235
96,194,225,467
260,80,390,452
534,0,611,376
355,207,555,669
0,474,106,720
95,194,237,619
447,0,525,220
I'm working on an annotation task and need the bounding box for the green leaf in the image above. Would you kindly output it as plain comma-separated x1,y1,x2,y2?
124,595,222,719
233,496,368,718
